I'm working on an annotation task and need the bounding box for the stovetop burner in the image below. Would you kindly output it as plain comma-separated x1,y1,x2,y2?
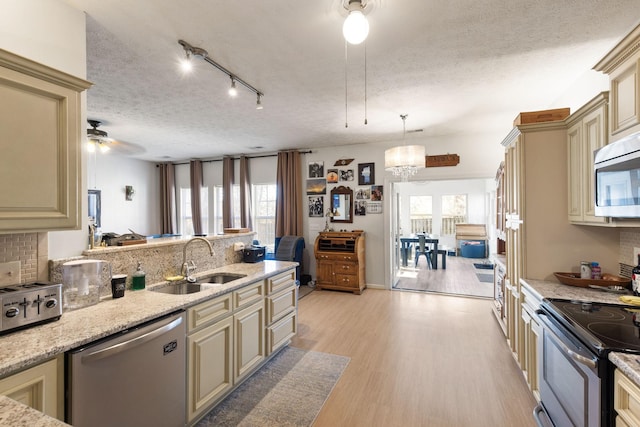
543,298,640,355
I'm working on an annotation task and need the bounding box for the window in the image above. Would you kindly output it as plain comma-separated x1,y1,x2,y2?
212,185,241,234
441,194,467,234
178,187,209,235
253,184,277,251
409,196,433,234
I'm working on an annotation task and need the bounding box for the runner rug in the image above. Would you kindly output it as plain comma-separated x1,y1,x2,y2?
196,346,350,427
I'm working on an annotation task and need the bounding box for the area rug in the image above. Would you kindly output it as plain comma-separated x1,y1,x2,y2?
196,346,350,427
476,273,494,283
473,262,494,270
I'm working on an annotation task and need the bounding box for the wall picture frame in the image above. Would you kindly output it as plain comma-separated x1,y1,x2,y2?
306,178,327,195
308,161,324,178
358,163,375,186
308,196,324,217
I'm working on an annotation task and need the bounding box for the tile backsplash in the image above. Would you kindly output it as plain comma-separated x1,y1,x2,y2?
0,233,48,284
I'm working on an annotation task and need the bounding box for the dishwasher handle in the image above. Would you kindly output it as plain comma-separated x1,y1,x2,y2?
81,315,183,363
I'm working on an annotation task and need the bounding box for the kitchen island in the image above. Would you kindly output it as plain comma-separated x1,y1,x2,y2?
0,260,297,426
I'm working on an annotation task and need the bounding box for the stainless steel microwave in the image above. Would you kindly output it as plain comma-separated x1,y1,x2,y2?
594,132,640,217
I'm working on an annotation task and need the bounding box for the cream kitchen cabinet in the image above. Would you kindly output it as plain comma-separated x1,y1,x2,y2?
520,282,542,402
567,92,610,225
186,293,234,423
594,23,640,142
234,299,265,383
615,369,640,427
265,270,297,356
0,49,91,233
0,356,62,420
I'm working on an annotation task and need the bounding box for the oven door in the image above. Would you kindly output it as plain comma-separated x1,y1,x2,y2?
537,311,602,427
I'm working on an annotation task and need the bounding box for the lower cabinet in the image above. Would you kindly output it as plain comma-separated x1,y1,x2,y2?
0,356,62,420
521,284,542,401
186,268,297,425
615,369,640,427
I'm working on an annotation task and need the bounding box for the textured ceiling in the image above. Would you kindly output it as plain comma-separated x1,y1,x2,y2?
64,0,640,161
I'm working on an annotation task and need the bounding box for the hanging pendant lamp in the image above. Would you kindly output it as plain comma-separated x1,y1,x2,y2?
385,114,425,181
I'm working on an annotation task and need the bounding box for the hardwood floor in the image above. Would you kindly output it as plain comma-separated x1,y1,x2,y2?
291,289,537,427
394,255,494,298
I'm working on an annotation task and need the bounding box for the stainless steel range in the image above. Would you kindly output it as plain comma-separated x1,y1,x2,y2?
536,298,640,427
0,282,62,334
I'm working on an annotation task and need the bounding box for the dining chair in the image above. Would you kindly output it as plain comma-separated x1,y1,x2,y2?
414,234,432,268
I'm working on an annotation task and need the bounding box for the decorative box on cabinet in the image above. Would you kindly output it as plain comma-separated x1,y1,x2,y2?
566,92,609,225
314,231,366,294
0,49,91,233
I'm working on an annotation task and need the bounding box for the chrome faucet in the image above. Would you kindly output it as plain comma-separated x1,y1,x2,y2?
181,237,214,283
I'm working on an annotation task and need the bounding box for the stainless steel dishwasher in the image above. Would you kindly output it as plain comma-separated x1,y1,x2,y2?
66,311,186,427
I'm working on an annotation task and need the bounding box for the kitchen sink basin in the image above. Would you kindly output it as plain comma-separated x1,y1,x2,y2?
199,273,246,284
151,283,203,295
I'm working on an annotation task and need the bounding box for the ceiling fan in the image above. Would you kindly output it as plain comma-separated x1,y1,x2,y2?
86,120,143,156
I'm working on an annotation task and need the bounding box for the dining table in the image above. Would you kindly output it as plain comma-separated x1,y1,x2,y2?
399,234,441,269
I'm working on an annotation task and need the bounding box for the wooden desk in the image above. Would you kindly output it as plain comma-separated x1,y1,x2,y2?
399,235,444,269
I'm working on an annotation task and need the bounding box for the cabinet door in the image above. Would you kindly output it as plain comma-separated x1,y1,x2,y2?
0,50,90,232
0,358,59,419
567,121,583,222
581,106,609,223
615,369,640,427
187,316,233,422
316,260,334,286
234,300,265,382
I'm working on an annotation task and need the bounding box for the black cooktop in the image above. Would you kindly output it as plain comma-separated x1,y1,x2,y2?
542,298,640,356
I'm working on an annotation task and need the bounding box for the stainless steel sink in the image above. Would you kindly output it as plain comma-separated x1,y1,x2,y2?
199,273,246,284
151,283,203,295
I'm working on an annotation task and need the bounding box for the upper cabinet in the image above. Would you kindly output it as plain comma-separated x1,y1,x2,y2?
0,49,92,234
567,92,609,225
594,23,640,142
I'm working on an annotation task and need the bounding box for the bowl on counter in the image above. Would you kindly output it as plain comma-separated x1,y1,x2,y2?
553,272,631,289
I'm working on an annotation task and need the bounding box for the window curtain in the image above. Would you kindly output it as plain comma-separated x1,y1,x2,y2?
275,150,302,237
189,160,203,235
159,163,176,234
239,155,253,230
222,156,234,228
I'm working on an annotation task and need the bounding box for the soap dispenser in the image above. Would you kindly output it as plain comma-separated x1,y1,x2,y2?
132,261,146,290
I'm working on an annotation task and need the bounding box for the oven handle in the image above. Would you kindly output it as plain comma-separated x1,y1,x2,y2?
533,404,554,427
537,310,597,369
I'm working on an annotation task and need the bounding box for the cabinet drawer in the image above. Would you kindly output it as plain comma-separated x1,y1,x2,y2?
335,274,359,288
188,293,233,332
266,286,296,325
335,262,358,274
316,253,357,262
233,281,265,310
266,311,297,356
615,369,640,427
266,270,296,295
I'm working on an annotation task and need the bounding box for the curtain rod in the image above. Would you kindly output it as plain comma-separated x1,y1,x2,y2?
156,150,312,166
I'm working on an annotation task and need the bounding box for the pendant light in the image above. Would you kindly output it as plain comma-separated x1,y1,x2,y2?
343,0,369,45
385,115,425,181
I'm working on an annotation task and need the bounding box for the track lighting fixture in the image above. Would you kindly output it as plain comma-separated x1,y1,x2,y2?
343,0,369,45
178,40,264,108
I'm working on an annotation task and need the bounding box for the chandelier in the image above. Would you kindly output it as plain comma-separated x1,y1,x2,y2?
384,114,425,181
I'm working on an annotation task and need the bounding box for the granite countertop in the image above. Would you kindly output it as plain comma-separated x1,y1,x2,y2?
522,277,640,387
0,396,69,427
0,260,297,378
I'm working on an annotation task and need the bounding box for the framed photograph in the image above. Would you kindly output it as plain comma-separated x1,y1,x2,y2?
308,161,324,178
355,200,367,216
306,178,327,195
308,196,324,217
371,185,383,201
358,163,375,186
327,168,339,183
367,201,383,214
88,189,101,227
355,187,370,200
340,169,354,181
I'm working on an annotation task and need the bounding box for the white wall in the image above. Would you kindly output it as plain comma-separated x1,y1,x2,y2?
89,153,160,235
1,0,89,259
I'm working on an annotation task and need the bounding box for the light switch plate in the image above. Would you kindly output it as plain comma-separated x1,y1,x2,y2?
0,261,20,286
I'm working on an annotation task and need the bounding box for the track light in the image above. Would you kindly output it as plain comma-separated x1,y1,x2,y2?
178,40,264,107
228,78,238,97
343,0,369,45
